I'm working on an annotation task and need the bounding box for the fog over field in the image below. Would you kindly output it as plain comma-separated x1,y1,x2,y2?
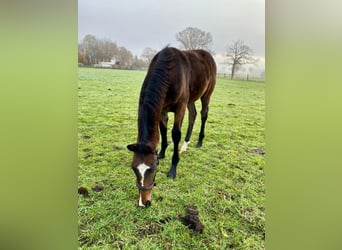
79,0,264,76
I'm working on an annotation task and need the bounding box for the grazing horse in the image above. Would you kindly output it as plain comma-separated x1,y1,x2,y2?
127,47,216,207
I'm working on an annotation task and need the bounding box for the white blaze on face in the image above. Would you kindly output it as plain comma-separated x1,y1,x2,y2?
138,194,144,207
137,163,150,187
137,163,151,207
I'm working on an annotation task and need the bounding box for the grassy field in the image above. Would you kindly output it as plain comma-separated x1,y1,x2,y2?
78,67,265,249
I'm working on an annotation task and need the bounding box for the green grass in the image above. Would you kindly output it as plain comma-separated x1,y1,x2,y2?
78,67,265,249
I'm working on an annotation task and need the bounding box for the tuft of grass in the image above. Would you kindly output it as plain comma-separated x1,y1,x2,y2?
78,68,265,249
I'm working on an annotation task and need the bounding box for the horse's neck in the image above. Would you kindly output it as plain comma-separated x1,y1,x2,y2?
137,70,168,146
137,105,160,146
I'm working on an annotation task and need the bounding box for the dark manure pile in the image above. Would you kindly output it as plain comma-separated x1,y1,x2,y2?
78,187,89,197
178,205,204,233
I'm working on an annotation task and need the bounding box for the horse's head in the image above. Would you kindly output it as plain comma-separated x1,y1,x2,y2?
127,142,158,207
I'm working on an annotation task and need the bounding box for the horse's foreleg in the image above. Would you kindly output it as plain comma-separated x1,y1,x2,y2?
180,103,197,153
167,106,186,179
158,111,168,159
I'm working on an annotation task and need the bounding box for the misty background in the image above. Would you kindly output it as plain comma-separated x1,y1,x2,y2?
78,0,264,78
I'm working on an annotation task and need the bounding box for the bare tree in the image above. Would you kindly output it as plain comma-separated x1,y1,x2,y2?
117,46,133,68
226,40,256,79
176,27,213,51
97,38,118,62
132,55,146,70
81,34,98,65
141,47,157,65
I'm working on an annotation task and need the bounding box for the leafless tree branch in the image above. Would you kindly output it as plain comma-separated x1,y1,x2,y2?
225,40,256,79
176,27,213,51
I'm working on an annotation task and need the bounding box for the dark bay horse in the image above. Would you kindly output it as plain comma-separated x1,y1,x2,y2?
127,47,216,207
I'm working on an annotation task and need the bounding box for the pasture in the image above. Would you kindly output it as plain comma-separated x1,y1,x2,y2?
78,67,265,249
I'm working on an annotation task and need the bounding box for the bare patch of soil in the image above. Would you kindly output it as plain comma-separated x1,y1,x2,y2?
156,196,163,202
215,188,232,200
137,221,162,237
91,183,104,192
158,216,172,224
247,148,265,155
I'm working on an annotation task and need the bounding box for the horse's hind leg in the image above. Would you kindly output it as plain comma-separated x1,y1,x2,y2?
197,96,210,147
158,111,168,159
180,102,197,153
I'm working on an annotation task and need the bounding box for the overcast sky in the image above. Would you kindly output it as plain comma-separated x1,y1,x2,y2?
79,0,264,55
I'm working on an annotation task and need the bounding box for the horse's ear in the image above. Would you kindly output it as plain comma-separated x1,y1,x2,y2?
127,144,137,152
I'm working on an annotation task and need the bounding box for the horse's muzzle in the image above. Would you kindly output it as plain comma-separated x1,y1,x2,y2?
138,199,152,208
138,189,152,207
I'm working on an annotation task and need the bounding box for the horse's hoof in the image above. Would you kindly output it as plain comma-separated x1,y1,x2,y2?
167,172,176,179
196,142,202,148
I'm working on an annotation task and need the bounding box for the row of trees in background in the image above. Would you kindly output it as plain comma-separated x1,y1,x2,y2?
78,34,158,69
78,34,137,68
78,27,258,78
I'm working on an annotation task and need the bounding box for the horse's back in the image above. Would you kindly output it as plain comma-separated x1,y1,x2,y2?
144,47,216,107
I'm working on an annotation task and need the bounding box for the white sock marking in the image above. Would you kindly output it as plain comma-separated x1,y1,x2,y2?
180,141,190,153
